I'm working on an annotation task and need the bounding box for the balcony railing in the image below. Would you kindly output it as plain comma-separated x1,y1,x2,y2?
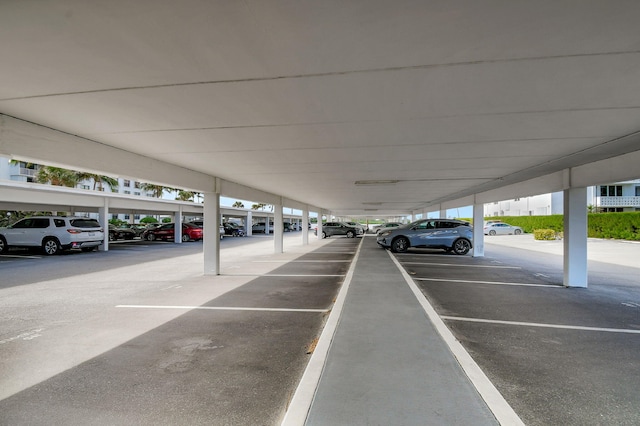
597,196,640,207
11,167,37,177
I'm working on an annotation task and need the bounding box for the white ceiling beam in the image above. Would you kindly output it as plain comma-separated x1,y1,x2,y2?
0,115,216,192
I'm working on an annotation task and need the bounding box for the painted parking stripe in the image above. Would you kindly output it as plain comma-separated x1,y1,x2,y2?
442,316,640,334
116,305,329,313
223,274,346,277
415,277,559,288
0,254,42,259
401,262,520,269
387,250,525,425
253,260,351,263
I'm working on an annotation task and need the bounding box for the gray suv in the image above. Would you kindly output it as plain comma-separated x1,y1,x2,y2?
315,222,364,238
0,216,104,255
376,218,473,255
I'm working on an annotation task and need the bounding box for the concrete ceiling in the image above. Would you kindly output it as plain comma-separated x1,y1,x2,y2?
1,1,640,217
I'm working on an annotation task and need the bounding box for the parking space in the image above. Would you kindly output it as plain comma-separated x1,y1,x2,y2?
3,232,640,425
0,234,359,425
393,243,640,425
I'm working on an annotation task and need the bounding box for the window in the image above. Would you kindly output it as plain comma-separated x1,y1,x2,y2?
123,180,130,187
54,219,65,227
124,190,130,194
600,185,622,196
416,221,435,230
33,219,50,228
134,181,141,189
69,219,101,228
636,186,640,196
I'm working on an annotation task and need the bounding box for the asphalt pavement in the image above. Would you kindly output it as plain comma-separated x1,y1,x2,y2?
1,233,639,425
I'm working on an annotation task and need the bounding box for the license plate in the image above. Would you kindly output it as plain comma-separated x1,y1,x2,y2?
89,232,95,236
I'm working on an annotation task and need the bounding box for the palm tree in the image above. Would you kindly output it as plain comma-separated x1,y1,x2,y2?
176,190,196,201
139,183,167,198
35,166,79,187
232,201,245,208
75,172,119,191
252,203,266,211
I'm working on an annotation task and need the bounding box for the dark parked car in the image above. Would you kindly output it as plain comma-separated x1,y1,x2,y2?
128,224,148,237
376,218,473,255
314,222,364,238
142,222,203,242
108,224,137,241
223,223,245,237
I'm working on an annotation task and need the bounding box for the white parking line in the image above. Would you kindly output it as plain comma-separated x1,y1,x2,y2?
0,254,42,259
414,277,559,288
442,316,640,334
388,251,525,426
116,305,329,313
401,262,520,269
253,260,351,263
222,274,346,277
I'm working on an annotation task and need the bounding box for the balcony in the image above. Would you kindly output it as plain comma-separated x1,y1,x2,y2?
597,196,640,207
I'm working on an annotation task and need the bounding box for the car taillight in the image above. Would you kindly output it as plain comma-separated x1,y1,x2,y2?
67,228,82,234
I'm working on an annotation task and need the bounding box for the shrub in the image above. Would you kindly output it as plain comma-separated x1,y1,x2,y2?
534,229,557,240
486,212,640,241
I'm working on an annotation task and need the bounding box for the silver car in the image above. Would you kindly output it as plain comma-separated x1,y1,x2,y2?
375,222,404,235
376,218,473,255
484,222,523,235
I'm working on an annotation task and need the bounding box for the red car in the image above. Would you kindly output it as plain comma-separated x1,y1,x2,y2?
142,222,203,242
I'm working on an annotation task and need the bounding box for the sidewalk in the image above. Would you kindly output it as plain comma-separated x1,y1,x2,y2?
482,234,640,269
285,236,506,426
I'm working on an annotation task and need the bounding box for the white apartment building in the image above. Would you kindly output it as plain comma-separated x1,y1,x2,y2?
1,158,158,222
484,180,640,217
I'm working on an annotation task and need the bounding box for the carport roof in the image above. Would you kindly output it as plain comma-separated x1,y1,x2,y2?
1,1,640,216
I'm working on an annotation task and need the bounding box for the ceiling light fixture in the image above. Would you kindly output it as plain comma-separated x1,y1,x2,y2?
354,180,399,186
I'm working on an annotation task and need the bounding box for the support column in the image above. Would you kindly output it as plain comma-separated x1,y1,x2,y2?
317,211,323,240
302,208,309,245
274,202,284,253
246,211,252,236
203,191,221,275
175,206,183,244
563,187,588,288
472,202,484,257
99,198,109,252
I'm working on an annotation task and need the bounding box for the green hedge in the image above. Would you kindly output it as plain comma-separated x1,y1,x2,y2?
483,213,640,241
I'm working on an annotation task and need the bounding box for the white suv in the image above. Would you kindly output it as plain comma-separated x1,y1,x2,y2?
0,216,104,255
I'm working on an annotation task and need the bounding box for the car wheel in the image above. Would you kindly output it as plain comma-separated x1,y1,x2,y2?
452,238,471,255
42,238,61,255
346,230,355,238
182,234,190,242
322,232,327,239
147,234,156,241
0,236,7,254
391,237,409,253
109,233,115,241
489,230,496,236
515,229,522,235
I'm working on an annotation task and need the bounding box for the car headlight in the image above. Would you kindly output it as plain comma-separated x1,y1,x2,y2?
379,231,392,237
